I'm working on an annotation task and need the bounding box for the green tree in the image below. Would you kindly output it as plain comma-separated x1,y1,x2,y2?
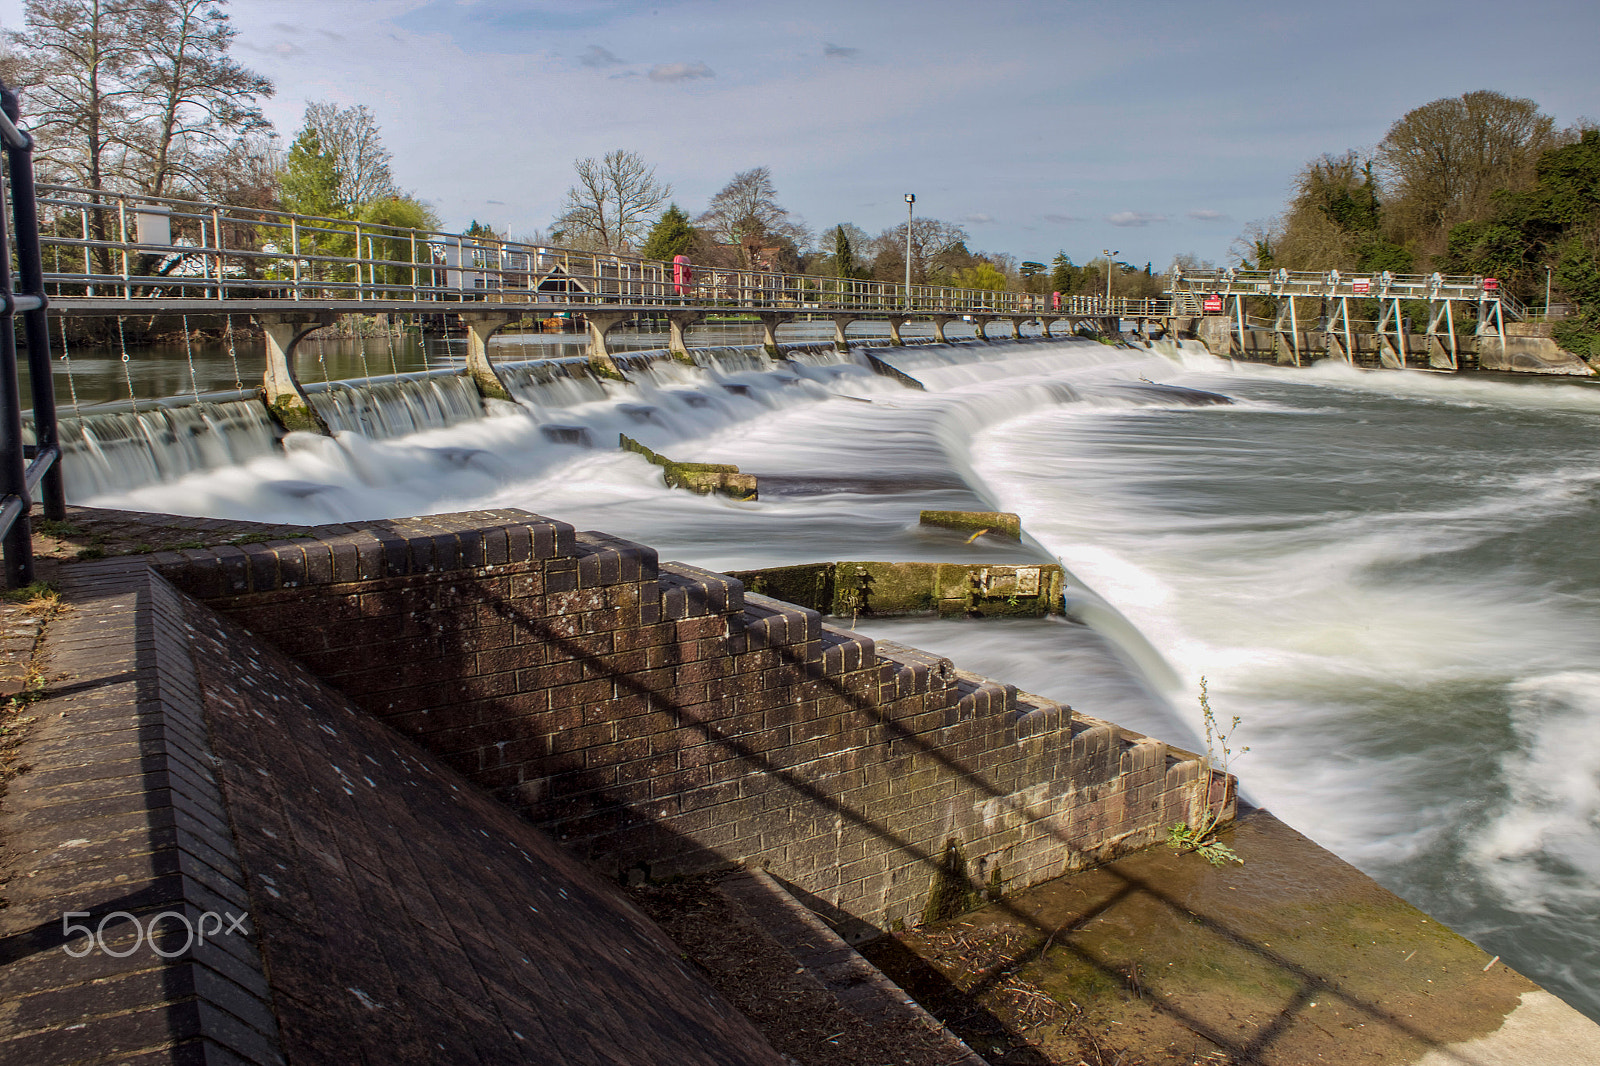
1049,252,1077,294
278,127,347,284
949,262,1006,291
639,203,694,260
1018,260,1046,294
359,195,438,296
280,126,340,218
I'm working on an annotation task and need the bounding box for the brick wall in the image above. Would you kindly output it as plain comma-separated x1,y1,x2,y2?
152,509,1229,930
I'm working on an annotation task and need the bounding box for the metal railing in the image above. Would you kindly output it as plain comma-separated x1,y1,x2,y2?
34,182,1169,320
1170,266,1522,318
0,84,64,587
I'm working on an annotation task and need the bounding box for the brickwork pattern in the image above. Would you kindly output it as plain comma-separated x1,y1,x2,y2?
151,509,1226,930
0,561,284,1066
0,556,787,1065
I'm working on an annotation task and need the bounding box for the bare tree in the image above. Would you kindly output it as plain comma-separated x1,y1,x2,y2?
6,0,146,191
552,149,670,252
301,100,395,212
128,0,272,198
695,166,808,262
1379,90,1559,246
871,217,968,283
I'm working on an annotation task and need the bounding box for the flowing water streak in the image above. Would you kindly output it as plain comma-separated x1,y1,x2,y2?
963,357,1600,1020
75,334,1600,1020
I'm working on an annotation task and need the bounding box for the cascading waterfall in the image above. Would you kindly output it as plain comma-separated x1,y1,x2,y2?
59,333,1600,1021
305,371,487,437
56,400,281,498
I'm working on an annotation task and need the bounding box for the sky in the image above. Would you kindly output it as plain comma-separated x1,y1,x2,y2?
4,0,1597,268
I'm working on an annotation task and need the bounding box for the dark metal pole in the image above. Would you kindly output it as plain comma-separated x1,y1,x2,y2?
2,83,63,522
0,147,32,586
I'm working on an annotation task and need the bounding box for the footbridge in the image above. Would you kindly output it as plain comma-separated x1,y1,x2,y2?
34,183,1167,419
1169,266,1536,371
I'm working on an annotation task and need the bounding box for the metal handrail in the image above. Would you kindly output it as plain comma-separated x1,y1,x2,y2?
1170,266,1521,318
0,82,64,587
34,182,1168,319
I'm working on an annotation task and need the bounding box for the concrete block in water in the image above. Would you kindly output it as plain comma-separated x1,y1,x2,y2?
619,434,758,501
919,509,1022,540
727,559,1063,619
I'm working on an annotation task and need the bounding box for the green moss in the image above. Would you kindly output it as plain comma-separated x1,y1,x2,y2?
919,510,1022,539
922,838,981,925
268,397,326,435
620,435,757,500
468,367,513,402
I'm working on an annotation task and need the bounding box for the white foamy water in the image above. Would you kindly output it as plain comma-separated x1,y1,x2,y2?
966,359,1600,1020
85,337,1600,1020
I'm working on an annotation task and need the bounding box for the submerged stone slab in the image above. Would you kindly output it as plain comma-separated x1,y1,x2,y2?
919,509,1023,540
727,559,1063,618
620,433,758,500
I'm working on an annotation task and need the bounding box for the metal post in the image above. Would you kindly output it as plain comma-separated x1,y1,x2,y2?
1103,249,1118,314
1545,265,1552,318
904,193,914,312
212,206,223,301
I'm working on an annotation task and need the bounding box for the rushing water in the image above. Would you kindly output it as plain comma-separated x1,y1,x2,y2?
66,333,1600,1022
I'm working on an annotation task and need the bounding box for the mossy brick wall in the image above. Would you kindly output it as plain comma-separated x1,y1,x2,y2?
149,509,1227,929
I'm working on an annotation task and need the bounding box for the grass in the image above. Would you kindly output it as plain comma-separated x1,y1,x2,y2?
1167,676,1247,867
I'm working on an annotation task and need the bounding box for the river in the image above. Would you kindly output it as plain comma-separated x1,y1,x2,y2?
53,330,1600,1022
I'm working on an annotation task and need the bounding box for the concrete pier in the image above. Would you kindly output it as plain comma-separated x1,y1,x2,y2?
255,311,333,433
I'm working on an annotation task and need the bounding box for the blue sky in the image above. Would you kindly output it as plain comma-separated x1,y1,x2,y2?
5,0,1597,267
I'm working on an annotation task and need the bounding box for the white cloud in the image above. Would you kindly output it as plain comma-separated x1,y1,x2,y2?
824,42,859,58
1043,213,1082,224
580,44,625,68
1187,209,1229,221
1107,211,1167,227
961,213,995,224
648,62,714,83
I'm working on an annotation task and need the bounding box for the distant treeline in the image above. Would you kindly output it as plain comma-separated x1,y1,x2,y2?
1240,91,1599,356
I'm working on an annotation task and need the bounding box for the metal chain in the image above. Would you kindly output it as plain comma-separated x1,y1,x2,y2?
357,328,374,385
385,324,400,377
224,314,243,392
316,329,329,382
117,316,138,414
58,315,81,417
181,314,201,403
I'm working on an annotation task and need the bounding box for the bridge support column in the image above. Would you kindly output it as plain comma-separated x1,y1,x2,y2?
666,311,703,364
831,315,857,353
1009,316,1029,340
972,318,989,341
1039,316,1059,338
757,313,793,357
585,311,632,380
255,312,334,434
886,316,908,346
458,311,517,401
929,315,953,343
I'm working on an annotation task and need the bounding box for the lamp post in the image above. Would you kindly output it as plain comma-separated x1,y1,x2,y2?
904,193,915,311
1546,264,1553,317
1103,248,1118,311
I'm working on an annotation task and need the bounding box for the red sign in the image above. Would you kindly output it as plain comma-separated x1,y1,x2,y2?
1351,278,1371,294
1202,294,1224,314
1483,277,1499,291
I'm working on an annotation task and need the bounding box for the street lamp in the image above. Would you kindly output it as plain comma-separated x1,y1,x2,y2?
1103,248,1119,309
904,194,915,311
